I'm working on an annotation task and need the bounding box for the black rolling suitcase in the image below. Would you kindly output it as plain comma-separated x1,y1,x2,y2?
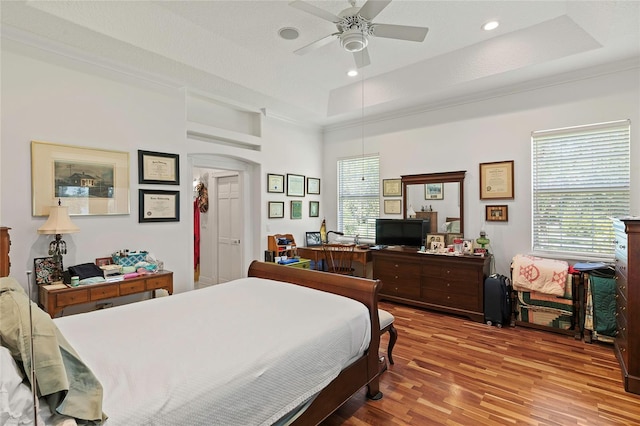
484,274,512,327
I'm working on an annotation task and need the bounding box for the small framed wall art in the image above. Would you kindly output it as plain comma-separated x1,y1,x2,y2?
486,205,508,222
286,174,305,197
268,201,284,219
138,150,180,185
382,179,402,197
267,173,285,193
309,201,319,217
291,200,303,219
425,183,444,200
307,177,320,195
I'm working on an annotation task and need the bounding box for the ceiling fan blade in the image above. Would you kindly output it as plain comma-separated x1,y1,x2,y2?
372,23,429,42
358,0,392,21
353,47,371,68
294,33,339,56
289,0,340,23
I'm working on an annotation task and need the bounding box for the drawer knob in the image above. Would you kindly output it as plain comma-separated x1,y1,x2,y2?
394,275,399,279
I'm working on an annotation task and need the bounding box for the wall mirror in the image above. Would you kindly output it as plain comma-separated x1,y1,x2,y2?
402,171,466,235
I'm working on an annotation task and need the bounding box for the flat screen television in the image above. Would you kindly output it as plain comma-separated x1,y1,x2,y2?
375,218,431,247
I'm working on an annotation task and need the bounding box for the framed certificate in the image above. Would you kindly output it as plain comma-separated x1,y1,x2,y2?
138,150,180,185
383,179,402,197
480,160,514,200
286,174,305,197
138,189,180,222
267,173,285,193
268,201,284,218
384,199,401,214
307,177,320,195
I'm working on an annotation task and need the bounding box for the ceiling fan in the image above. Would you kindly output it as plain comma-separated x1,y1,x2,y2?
289,0,429,68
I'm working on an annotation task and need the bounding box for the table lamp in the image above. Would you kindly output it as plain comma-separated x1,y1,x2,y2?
37,200,79,282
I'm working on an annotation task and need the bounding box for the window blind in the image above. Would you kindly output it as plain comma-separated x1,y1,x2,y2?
337,155,380,239
531,120,630,258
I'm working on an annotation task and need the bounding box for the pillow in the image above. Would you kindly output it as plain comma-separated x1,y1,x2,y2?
0,345,44,425
0,277,106,424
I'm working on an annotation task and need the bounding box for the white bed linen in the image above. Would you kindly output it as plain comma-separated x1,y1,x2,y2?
53,277,371,426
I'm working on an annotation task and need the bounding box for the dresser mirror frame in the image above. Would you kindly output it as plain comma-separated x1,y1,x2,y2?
401,171,466,235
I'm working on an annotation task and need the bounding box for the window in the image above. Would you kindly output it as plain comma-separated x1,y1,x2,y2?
532,120,630,259
337,155,380,239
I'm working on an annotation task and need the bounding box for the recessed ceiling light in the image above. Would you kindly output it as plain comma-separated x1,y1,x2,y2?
347,70,358,77
482,20,500,31
278,27,300,40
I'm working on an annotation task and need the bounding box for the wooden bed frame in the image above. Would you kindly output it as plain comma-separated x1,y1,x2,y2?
247,261,385,425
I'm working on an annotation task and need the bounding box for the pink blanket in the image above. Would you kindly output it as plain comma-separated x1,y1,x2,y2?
511,254,568,296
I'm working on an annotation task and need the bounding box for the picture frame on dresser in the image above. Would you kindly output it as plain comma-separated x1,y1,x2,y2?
34,257,58,285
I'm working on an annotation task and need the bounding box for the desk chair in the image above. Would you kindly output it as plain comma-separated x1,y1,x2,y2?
378,309,397,365
322,243,356,275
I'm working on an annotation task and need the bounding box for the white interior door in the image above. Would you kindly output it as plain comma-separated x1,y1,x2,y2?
217,174,243,283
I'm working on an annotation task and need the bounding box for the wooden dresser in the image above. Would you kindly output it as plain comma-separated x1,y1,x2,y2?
39,271,173,317
613,217,640,394
0,227,11,277
372,247,491,322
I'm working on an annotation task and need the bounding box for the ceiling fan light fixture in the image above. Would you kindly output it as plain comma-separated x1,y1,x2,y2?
341,28,368,52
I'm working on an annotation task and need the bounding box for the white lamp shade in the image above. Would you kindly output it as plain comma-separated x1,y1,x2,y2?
37,206,79,235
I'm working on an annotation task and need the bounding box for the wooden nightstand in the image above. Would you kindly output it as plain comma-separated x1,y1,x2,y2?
38,271,173,317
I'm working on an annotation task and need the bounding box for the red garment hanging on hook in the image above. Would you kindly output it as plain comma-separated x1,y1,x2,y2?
194,199,200,270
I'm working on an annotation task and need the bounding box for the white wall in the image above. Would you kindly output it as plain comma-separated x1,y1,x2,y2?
1,41,324,303
324,67,640,276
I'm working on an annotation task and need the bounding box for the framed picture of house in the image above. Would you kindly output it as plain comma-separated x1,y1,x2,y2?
31,141,130,216
138,150,179,185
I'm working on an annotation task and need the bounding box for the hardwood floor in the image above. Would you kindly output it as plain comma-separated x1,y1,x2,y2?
322,301,640,425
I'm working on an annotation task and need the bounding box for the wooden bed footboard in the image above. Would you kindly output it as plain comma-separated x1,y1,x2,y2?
247,261,384,424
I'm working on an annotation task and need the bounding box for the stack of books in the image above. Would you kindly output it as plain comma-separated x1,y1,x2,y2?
101,264,123,282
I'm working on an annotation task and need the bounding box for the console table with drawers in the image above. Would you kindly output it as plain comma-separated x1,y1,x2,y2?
39,270,173,317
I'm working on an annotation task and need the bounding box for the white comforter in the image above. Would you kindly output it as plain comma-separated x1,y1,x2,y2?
53,277,371,426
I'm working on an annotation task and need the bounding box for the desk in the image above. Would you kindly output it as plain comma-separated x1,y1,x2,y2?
296,246,372,278
38,271,173,317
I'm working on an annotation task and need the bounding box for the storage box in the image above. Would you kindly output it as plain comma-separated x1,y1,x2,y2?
112,252,148,267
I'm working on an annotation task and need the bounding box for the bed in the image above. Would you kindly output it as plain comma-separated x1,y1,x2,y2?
0,260,384,426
